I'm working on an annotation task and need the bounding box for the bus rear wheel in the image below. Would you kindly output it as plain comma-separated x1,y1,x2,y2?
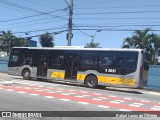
22,69,31,80
85,75,98,88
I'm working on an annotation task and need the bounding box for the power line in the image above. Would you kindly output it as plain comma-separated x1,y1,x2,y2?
0,9,67,23
13,26,68,34
0,0,68,21
74,10,160,15
72,28,160,32
24,0,56,10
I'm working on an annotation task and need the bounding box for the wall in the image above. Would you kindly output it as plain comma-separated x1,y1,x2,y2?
0,56,9,73
147,65,160,91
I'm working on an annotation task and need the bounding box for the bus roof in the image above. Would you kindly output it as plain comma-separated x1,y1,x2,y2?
12,47,143,52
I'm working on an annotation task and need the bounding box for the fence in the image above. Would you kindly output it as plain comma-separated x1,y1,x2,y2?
0,56,160,90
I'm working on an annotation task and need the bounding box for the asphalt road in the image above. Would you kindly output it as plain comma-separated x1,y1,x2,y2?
0,73,160,120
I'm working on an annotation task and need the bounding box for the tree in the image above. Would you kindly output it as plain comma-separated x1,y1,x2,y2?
122,28,160,64
85,40,101,48
0,30,29,55
39,32,54,47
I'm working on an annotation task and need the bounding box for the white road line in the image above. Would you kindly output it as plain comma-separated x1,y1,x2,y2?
119,109,131,111
140,100,150,102
45,96,54,99
110,100,124,104
151,107,160,111
94,93,102,95
97,105,109,109
68,90,75,91
124,98,132,100
129,103,143,107
60,99,70,101
30,94,39,96
36,90,43,91
61,93,70,95
6,89,14,91
78,102,89,105
92,98,103,101
48,92,56,93
108,95,116,97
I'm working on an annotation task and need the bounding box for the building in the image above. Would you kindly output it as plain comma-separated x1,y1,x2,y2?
28,40,37,47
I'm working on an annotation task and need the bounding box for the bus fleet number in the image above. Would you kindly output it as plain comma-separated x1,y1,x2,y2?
105,69,116,73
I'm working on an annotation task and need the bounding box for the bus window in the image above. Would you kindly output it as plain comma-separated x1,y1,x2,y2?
51,53,64,68
21,54,32,65
116,52,138,70
99,53,115,67
81,52,97,66
10,54,19,63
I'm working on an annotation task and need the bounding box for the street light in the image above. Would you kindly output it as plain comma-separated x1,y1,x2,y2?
90,30,101,42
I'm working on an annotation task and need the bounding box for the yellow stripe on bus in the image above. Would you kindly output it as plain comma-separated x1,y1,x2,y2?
77,74,135,86
51,72,65,79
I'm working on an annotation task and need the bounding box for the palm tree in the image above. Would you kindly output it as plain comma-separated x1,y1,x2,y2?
39,32,54,47
122,28,160,64
122,37,135,48
0,30,29,55
0,30,16,54
85,40,101,48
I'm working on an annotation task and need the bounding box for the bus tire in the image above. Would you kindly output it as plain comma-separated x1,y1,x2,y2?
85,75,98,88
22,69,31,80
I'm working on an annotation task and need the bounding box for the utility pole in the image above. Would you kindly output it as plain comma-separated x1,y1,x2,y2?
67,0,73,46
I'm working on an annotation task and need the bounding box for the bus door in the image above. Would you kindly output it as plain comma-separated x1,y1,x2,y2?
37,51,50,77
65,54,79,80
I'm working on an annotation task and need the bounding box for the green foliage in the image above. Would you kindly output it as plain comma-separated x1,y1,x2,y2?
122,28,160,64
39,32,54,47
85,40,101,48
0,30,29,54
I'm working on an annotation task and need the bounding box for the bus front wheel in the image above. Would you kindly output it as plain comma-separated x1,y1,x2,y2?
22,69,31,80
85,75,98,88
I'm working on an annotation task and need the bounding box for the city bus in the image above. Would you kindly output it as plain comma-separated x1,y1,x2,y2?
8,47,149,88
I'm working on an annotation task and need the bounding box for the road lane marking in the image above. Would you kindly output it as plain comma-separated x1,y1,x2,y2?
140,100,150,102
108,95,116,97
151,106,160,111
45,96,54,99
6,89,14,91
78,102,89,105
124,98,132,100
60,99,70,101
110,100,124,104
92,98,103,101
119,109,131,111
30,94,39,96
129,103,143,107
97,105,109,109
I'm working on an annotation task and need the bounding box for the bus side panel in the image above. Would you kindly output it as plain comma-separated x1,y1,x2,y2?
8,67,21,76
48,69,65,80
30,67,37,78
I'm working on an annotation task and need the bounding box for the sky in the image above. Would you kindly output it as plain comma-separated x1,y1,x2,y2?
0,0,160,48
